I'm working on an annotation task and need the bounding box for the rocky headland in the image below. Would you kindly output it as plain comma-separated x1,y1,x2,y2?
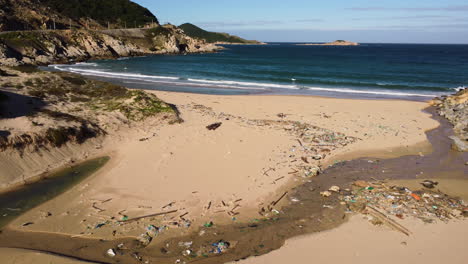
0,25,221,66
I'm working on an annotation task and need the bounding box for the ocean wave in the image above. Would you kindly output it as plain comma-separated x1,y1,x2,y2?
453,86,466,92
51,65,444,98
74,62,99,67
53,66,179,80
188,78,297,89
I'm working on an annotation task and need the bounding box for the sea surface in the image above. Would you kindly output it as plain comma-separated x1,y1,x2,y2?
50,43,468,100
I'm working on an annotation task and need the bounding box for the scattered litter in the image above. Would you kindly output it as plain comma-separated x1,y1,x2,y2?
320,191,332,197
212,240,230,254
344,182,467,226
22,222,34,227
329,186,340,192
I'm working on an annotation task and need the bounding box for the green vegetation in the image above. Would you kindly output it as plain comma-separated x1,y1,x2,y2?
10,65,41,73
146,26,172,37
179,23,260,44
24,72,174,121
40,0,158,28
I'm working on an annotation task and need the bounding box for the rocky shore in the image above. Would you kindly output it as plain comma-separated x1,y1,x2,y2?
0,25,221,66
431,88,468,151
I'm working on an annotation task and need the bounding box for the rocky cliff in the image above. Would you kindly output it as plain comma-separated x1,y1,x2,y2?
0,25,220,66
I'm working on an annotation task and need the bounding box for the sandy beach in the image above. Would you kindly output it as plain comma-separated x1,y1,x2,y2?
6,92,438,232
3,89,464,263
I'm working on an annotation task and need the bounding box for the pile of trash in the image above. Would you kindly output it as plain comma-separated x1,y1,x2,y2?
343,181,468,226
177,239,233,260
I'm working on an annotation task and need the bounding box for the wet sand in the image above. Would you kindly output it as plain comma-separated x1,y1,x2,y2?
1,93,465,263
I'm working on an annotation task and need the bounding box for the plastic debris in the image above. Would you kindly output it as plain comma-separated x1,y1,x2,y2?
204,221,214,227
320,191,332,197
212,240,230,254
146,224,159,237
329,186,340,192
410,193,421,201
106,249,116,258
137,233,152,247
95,221,108,229
343,181,467,224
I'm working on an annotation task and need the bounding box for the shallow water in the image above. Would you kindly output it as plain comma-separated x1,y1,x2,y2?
0,157,109,229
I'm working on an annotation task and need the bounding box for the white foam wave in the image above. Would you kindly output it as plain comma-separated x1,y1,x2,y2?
188,78,297,89
54,66,178,80
51,65,444,98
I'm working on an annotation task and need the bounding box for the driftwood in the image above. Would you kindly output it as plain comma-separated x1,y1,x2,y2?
206,122,222,130
179,212,189,219
366,205,411,236
162,202,175,209
119,210,178,224
92,202,105,212
271,191,288,206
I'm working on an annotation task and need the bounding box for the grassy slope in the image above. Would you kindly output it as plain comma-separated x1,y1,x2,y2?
179,23,260,44
40,0,158,28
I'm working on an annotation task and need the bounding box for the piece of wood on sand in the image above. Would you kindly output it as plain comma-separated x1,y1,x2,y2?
119,210,178,224
366,205,411,236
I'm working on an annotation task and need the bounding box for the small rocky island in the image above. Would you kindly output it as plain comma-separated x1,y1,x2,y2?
297,40,359,46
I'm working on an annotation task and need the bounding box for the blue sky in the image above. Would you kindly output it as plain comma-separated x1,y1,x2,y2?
134,0,468,43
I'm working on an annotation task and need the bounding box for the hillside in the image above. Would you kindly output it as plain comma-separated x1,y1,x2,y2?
0,0,158,31
179,23,263,44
